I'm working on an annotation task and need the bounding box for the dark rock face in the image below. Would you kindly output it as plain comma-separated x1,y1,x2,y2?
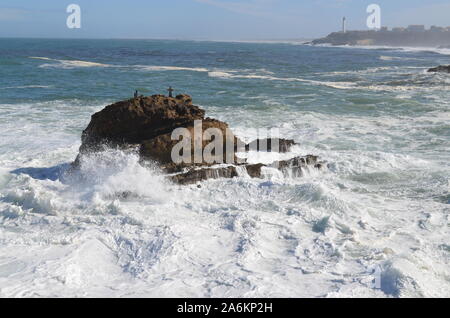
76,94,325,184
274,155,318,169
171,155,325,185
139,117,240,172
271,155,321,178
170,166,239,185
245,138,296,153
80,94,203,153
427,65,450,73
245,163,265,178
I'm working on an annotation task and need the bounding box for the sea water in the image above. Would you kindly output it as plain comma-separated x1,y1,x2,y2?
0,39,449,297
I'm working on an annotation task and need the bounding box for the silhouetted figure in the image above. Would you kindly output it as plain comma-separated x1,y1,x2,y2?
167,86,174,98
134,90,138,98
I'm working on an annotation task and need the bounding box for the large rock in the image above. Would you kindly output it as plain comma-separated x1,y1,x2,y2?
140,117,239,172
78,94,240,170
427,65,450,73
75,94,325,184
80,94,203,152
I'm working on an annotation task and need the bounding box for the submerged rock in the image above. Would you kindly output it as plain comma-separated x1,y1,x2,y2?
427,65,450,73
75,94,324,184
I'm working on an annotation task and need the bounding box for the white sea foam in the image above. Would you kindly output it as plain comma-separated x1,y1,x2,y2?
208,71,235,78
210,68,440,93
322,66,400,76
379,55,423,61
30,57,110,69
138,65,209,72
0,85,53,90
212,66,449,92
1,125,448,297
2,45,450,297
29,56,53,61
208,71,359,89
30,57,212,72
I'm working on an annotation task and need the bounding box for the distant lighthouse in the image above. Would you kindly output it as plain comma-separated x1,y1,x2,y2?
342,17,347,33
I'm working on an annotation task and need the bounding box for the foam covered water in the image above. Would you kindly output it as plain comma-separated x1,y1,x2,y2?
0,39,449,297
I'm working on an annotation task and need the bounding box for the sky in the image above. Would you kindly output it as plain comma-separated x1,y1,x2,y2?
1,0,449,40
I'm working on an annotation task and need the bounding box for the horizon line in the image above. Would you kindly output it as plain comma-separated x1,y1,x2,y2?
0,36,315,43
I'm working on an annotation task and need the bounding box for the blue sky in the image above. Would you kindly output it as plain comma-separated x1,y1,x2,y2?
1,0,449,39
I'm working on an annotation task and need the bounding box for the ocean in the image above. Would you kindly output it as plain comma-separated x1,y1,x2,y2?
0,38,449,297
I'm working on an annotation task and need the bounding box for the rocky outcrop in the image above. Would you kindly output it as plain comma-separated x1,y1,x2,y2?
427,65,450,73
312,29,450,47
77,94,240,171
139,117,237,172
80,94,203,153
170,166,239,185
75,94,325,184
171,155,325,185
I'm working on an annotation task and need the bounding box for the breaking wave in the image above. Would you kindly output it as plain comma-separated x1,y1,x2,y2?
137,65,209,72
30,57,209,72
0,85,53,90
30,57,110,69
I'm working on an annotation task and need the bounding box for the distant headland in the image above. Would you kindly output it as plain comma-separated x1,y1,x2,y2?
311,25,450,48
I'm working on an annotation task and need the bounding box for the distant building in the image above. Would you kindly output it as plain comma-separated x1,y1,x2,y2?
407,25,425,32
430,26,445,32
342,17,346,33
392,27,406,32
380,26,388,32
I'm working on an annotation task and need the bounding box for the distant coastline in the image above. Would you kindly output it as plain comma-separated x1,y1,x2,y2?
311,25,450,48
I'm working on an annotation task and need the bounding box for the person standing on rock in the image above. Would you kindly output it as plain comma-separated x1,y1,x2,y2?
134,90,138,98
167,86,174,98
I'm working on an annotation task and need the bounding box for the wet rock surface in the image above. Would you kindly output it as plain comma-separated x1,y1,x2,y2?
171,156,325,185
245,138,296,153
427,65,450,73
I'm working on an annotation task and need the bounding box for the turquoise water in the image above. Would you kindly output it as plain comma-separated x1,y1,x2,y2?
0,39,449,297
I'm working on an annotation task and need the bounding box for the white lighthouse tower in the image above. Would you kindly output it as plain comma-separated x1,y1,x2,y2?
342,17,347,33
